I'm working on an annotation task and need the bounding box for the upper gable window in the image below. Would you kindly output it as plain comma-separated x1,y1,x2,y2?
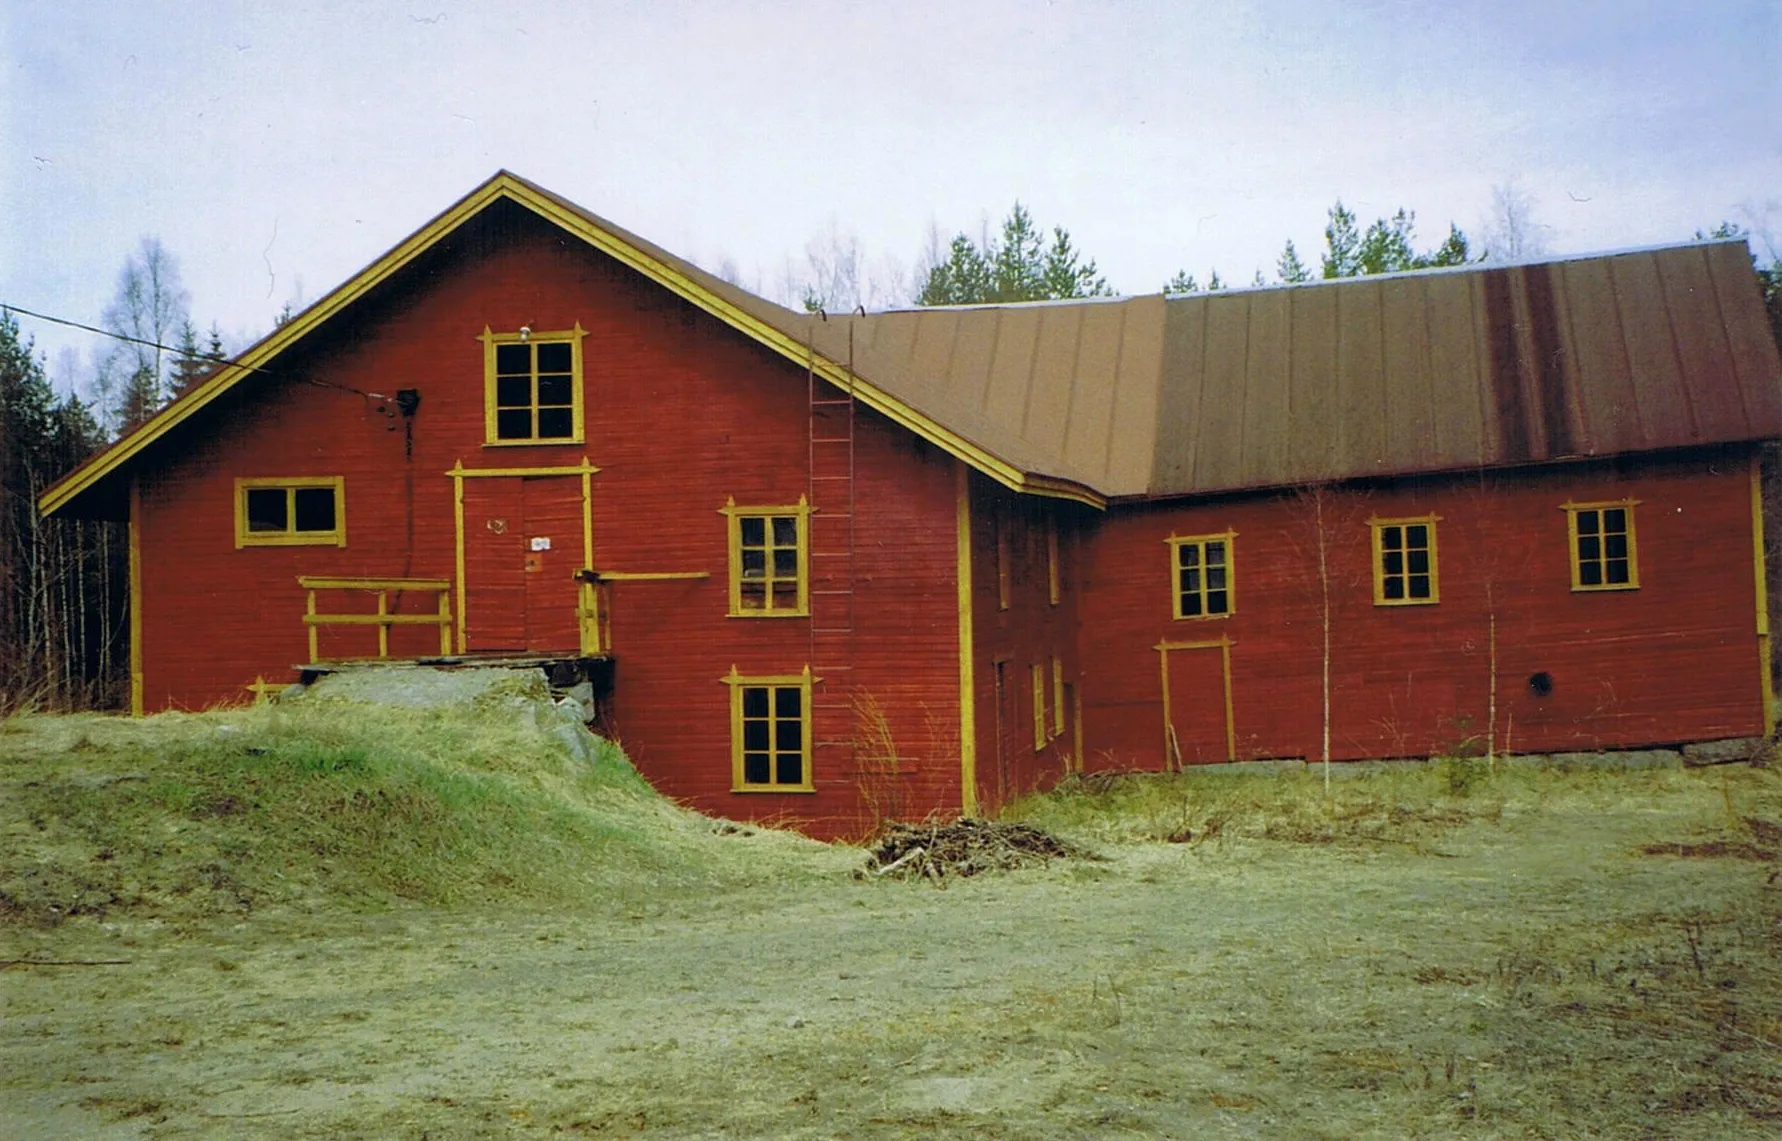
1565,501,1639,591
481,325,586,445
234,477,345,547
1371,515,1440,605
721,498,811,617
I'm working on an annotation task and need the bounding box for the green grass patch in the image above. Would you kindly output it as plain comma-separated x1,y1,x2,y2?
0,696,837,925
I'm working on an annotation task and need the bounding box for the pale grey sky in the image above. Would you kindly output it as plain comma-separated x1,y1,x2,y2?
3,1,1778,390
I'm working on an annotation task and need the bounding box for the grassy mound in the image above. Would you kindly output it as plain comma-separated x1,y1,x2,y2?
0,695,836,926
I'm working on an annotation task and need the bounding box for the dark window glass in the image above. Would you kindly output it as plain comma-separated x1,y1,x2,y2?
776,752,803,786
741,549,766,577
1384,550,1404,576
245,488,287,532
1580,561,1604,586
772,516,797,546
1179,545,1200,569
744,752,770,784
536,374,572,407
1603,508,1625,533
536,341,572,373
1206,565,1226,590
293,487,336,533
742,687,768,718
1407,550,1429,575
775,686,801,719
496,376,531,408
496,409,532,439
1384,577,1405,600
1408,574,1431,599
773,548,798,576
1205,542,1224,566
776,717,802,751
1604,534,1627,560
536,408,574,438
1577,510,1600,536
1606,559,1630,584
1407,525,1428,548
740,517,765,546
1181,591,1202,617
496,343,531,375
1578,536,1600,563
743,720,770,752
1207,590,1228,613
1381,527,1403,551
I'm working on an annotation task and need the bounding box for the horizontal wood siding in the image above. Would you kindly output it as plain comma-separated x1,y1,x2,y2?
1077,451,1766,769
135,210,960,838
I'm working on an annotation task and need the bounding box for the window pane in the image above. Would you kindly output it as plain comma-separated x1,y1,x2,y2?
742,687,768,718
771,582,798,608
1604,534,1628,560
536,341,572,373
1206,566,1226,590
1606,559,1630,584
776,752,804,786
772,516,797,546
1580,561,1603,586
740,517,764,545
743,720,770,750
776,717,802,751
1407,550,1429,575
1603,508,1625,533
1383,551,1404,576
244,488,287,532
1180,592,1202,617
1576,510,1600,536
739,583,765,608
1178,545,1200,569
773,548,798,576
1408,574,1431,598
537,374,572,407
1381,527,1403,551
1406,525,1428,548
292,487,336,532
1384,578,1405,600
536,408,573,438
740,549,765,577
1205,541,1225,566
496,376,531,407
496,343,531,375
743,752,770,784
1578,536,1600,563
1207,590,1228,614
775,687,802,719
1181,567,1200,596
496,409,532,439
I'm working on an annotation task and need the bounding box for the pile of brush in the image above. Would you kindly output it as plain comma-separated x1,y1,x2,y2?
862,818,1094,883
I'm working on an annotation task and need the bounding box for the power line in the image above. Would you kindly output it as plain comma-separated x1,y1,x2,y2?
1,301,390,401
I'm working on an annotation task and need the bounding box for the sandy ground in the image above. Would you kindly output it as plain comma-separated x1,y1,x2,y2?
4,798,1779,1140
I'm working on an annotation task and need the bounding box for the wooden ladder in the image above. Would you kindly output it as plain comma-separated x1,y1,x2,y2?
807,317,858,762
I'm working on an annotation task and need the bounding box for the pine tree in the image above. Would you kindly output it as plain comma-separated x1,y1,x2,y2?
917,204,1111,305
1277,240,1312,284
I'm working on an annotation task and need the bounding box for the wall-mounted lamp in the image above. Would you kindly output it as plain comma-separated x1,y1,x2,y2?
518,325,532,342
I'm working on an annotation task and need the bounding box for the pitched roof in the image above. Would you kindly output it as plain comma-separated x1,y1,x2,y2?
41,174,1782,518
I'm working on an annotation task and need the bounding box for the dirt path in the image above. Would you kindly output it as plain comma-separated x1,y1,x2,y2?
4,803,1779,1139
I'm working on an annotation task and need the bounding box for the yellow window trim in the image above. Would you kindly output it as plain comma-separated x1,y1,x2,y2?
1030,662,1047,752
1050,656,1065,738
480,323,587,446
722,664,817,794
1166,531,1236,620
720,497,812,618
233,476,346,548
1560,499,1641,592
1368,514,1440,606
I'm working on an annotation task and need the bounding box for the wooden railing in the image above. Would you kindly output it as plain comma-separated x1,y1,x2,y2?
297,576,453,662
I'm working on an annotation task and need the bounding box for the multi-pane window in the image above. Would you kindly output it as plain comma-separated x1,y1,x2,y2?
1170,534,1234,619
234,478,345,547
725,668,813,792
1567,502,1639,590
723,499,810,616
1372,516,1439,604
481,325,585,444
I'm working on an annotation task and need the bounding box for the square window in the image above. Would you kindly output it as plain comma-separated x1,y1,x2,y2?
245,487,287,532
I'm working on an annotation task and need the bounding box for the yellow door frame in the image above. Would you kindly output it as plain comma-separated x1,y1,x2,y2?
1155,635,1236,768
447,458,600,654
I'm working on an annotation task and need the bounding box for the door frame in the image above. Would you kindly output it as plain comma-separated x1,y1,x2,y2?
448,457,600,654
1154,635,1236,768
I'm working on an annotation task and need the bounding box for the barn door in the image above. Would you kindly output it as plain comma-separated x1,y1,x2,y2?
1159,639,1234,767
461,475,584,654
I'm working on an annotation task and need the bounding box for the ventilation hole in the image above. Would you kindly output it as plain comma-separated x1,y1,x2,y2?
1528,671,1554,698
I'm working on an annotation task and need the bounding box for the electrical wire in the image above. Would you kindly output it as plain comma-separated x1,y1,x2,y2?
1,300,390,401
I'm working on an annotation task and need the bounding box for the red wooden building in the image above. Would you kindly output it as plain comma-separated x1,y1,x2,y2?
41,173,1782,836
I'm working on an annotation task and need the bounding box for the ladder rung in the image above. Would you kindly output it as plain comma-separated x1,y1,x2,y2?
810,436,854,444
811,397,856,406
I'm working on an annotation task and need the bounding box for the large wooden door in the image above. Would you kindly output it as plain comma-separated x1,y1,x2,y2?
461,476,583,654
1161,641,1232,766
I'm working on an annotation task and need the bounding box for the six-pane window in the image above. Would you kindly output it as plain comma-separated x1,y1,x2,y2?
1171,535,1233,619
726,671,814,792
724,501,810,616
1568,503,1638,590
493,340,577,441
1372,518,1438,604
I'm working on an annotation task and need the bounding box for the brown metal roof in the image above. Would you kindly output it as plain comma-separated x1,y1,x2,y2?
836,240,1782,499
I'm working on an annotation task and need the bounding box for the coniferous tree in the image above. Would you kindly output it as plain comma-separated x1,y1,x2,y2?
917,204,1109,305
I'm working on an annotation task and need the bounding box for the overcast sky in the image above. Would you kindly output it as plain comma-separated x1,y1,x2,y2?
2,1,1778,392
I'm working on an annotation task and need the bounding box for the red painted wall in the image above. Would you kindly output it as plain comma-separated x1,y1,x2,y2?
1076,452,1768,769
134,206,963,838
966,475,1082,813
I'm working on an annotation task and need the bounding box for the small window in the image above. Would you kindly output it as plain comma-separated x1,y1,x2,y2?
1031,662,1047,751
722,498,810,617
234,478,345,547
1371,516,1440,605
1169,533,1234,619
724,667,814,792
1565,501,1639,591
481,325,585,445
